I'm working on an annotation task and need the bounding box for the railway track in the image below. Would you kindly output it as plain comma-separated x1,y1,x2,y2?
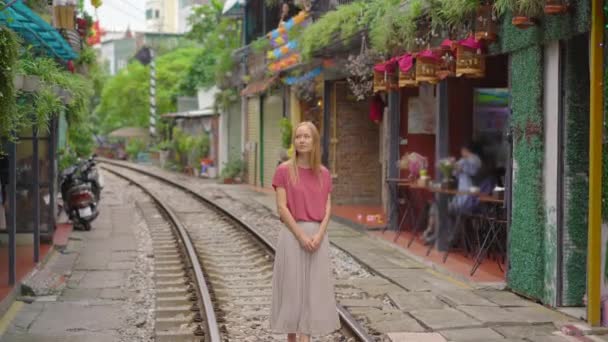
102,162,374,342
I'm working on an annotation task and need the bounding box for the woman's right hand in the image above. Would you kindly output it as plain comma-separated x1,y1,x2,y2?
296,232,315,252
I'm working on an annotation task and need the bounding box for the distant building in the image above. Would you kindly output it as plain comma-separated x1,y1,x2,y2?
146,0,179,33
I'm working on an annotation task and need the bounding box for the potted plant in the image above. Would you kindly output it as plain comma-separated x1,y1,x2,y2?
220,159,245,184
438,158,457,189
495,0,542,29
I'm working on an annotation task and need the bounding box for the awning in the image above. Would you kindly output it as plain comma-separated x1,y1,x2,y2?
0,0,77,60
222,0,245,16
241,76,278,97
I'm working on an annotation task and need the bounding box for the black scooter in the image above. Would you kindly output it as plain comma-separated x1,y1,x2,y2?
60,161,99,231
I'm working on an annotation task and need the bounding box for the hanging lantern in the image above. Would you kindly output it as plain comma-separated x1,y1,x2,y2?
437,39,456,79
415,49,440,84
455,36,485,78
544,0,569,14
398,54,417,88
474,4,498,42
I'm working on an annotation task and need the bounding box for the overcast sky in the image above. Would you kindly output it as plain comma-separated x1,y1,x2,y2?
84,0,147,33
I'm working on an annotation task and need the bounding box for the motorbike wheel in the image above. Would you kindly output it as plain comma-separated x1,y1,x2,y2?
82,221,92,231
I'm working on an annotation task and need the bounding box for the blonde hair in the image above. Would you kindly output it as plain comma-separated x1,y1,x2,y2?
287,121,322,184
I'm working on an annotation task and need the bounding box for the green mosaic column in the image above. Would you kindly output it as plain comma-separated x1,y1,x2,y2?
562,37,590,306
508,45,546,301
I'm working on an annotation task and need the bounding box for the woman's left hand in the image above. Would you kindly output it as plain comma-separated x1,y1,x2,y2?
310,232,324,251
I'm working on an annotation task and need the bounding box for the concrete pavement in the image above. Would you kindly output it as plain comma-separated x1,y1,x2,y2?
0,173,155,342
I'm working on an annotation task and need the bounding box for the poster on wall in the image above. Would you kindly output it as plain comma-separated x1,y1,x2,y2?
408,85,436,134
473,87,510,169
473,88,510,135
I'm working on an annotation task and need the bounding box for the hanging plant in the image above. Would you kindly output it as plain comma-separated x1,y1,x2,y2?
439,0,478,27
294,77,318,103
0,27,19,141
345,35,382,101
495,0,542,28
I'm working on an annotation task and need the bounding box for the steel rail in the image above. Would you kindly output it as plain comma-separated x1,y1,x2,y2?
104,166,222,342
100,158,375,342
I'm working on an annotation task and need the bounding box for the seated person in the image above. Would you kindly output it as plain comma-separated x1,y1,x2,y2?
449,142,482,214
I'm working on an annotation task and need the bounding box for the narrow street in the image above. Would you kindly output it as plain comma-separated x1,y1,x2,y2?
2,161,603,342
1,0,607,341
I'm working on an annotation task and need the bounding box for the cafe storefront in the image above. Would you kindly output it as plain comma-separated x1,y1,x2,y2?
378,39,511,281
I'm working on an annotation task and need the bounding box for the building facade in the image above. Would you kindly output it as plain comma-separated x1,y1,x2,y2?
145,0,179,33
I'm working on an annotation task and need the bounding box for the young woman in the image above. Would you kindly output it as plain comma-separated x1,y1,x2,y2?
270,121,340,342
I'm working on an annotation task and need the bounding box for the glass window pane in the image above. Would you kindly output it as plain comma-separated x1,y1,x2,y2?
38,140,50,183
16,139,33,186
15,187,52,233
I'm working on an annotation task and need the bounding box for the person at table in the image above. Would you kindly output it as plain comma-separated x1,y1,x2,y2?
449,142,482,214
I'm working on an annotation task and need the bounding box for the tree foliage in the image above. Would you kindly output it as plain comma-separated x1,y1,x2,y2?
180,0,242,94
96,47,199,134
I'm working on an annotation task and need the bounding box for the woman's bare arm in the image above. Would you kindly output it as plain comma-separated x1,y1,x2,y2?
276,187,314,251
312,195,332,250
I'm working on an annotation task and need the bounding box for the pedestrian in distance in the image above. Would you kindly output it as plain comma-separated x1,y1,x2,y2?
270,121,340,342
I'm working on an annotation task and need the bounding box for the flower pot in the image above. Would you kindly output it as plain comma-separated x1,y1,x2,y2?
512,16,537,29
544,4,568,15
441,178,457,190
223,178,235,184
23,75,41,92
13,74,24,90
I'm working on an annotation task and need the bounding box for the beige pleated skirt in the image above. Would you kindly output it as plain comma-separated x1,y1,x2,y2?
270,221,341,335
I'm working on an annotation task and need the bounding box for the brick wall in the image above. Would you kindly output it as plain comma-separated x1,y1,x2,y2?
330,81,382,205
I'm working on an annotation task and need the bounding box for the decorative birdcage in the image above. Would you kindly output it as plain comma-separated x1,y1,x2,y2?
474,4,498,42
373,59,398,93
455,36,485,78
415,49,440,84
412,16,432,53
544,0,569,14
437,39,456,79
398,54,417,88
373,68,386,92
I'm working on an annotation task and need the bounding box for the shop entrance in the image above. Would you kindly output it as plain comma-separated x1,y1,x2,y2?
385,54,511,283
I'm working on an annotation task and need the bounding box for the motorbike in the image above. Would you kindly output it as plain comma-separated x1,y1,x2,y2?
59,160,99,231
80,155,103,202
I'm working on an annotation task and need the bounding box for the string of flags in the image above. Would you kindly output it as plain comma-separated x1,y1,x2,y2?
282,66,323,85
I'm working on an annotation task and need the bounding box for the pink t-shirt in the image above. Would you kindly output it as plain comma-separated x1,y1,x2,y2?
272,164,332,222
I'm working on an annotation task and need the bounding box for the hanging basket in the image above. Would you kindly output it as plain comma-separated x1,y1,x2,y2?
544,0,569,14
415,50,440,84
474,4,498,42
398,54,417,88
455,37,485,78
